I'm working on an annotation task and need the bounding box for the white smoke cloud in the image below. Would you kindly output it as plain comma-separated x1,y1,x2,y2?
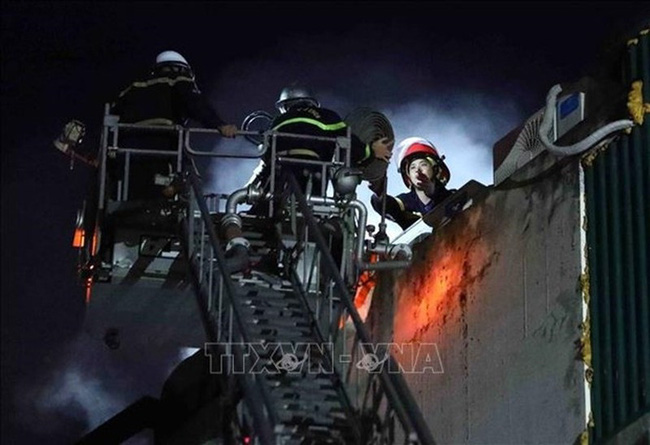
359,97,517,239
201,30,526,239
199,94,518,240
14,337,122,436
200,91,520,239
17,36,529,443
14,334,188,442
36,366,125,430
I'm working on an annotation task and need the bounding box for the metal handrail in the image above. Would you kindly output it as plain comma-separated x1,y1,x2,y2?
98,116,185,209
286,268,364,443
183,127,349,158
285,173,436,445
182,168,278,444
97,107,429,442
184,129,265,158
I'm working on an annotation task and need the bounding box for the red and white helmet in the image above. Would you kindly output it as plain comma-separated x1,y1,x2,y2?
396,137,450,187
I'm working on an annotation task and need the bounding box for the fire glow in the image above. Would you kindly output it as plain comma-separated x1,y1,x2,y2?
393,235,488,344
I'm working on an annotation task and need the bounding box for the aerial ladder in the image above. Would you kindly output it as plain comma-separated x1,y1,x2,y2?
68,106,437,445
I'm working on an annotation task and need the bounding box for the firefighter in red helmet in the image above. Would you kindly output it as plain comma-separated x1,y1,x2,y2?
370,137,453,230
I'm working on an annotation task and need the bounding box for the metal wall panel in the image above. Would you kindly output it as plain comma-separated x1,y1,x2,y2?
585,26,650,444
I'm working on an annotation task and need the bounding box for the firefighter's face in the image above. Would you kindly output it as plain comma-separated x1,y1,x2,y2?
407,158,434,188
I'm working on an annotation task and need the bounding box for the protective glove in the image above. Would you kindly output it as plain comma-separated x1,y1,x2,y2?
417,171,437,197
218,124,238,138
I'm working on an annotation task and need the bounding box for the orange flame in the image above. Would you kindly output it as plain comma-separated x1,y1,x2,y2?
72,228,85,248
394,239,484,344
340,254,379,328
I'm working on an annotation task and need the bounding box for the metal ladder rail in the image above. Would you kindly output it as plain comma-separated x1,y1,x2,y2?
233,279,355,444
286,190,429,444
179,124,431,443
285,173,437,445
226,209,362,443
181,167,279,445
277,193,371,442
286,267,364,443
283,189,400,443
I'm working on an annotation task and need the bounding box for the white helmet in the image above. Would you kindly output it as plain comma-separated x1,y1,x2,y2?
154,50,193,77
155,50,190,67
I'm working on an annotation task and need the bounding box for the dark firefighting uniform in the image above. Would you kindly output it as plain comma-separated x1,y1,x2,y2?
110,68,228,200
371,185,453,230
248,104,373,198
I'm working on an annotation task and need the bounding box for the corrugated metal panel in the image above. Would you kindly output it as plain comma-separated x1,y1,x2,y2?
585,27,650,443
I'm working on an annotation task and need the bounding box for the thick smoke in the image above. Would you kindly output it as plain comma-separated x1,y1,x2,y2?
364,99,513,239
201,31,526,238
202,93,521,239
14,334,188,443
19,20,528,443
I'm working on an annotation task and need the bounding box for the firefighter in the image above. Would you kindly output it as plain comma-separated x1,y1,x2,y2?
246,85,393,199
370,137,453,230
110,50,238,200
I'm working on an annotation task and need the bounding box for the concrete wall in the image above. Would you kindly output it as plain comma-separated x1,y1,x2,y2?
368,151,588,444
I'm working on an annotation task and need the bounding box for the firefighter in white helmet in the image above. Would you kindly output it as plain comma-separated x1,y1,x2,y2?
370,137,453,230
109,50,238,200
112,50,237,136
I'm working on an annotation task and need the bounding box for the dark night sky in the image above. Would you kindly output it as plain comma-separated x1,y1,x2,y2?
2,2,648,443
